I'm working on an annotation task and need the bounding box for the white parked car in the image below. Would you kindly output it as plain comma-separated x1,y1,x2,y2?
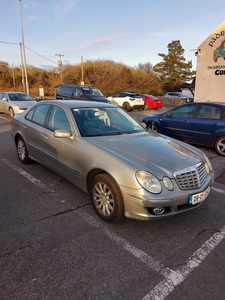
107,91,144,111
0,92,36,117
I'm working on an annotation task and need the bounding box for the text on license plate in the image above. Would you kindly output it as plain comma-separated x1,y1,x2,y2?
189,186,211,205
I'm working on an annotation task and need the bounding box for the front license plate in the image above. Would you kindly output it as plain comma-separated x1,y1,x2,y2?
189,186,211,205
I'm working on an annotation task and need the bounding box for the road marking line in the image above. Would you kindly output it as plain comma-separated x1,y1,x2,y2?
3,158,225,298
212,186,225,195
143,226,225,300
1,159,46,188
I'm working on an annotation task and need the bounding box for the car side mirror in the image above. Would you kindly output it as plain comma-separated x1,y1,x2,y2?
166,111,172,117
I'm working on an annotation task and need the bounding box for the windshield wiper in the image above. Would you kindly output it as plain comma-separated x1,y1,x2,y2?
99,131,134,136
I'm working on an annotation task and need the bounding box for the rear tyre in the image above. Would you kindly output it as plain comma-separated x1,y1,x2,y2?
90,174,124,223
144,103,149,110
16,136,32,164
9,107,15,118
147,122,160,132
215,136,225,157
122,102,131,112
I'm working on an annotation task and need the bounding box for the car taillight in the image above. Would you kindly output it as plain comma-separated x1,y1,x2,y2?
129,97,135,101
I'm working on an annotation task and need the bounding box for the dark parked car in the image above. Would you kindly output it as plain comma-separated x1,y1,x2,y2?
56,84,109,103
11,100,214,222
142,102,225,156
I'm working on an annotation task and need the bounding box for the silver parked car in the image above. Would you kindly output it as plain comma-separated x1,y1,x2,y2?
11,100,214,223
0,92,36,117
164,92,194,103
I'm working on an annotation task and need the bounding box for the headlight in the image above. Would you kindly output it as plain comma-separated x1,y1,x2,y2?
136,171,162,194
163,176,174,191
203,154,213,174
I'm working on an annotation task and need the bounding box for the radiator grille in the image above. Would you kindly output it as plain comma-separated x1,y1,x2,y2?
174,163,207,190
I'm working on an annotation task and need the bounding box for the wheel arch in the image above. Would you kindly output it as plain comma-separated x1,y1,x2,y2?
86,168,122,195
14,133,23,145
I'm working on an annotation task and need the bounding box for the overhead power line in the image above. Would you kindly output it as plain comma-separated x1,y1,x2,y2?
25,46,57,65
0,41,19,45
0,40,57,65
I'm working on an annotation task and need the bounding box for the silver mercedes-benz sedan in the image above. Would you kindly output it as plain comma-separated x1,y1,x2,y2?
0,92,36,117
11,100,214,223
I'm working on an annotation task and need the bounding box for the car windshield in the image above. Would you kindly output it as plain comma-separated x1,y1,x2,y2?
8,93,35,101
82,87,104,97
71,106,144,137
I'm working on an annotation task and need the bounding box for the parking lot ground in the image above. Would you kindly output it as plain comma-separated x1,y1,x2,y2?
1,111,225,299
215,170,225,184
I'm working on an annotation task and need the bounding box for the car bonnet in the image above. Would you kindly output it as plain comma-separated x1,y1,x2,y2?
86,132,204,178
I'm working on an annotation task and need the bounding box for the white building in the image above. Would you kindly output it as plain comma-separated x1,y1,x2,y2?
194,21,225,102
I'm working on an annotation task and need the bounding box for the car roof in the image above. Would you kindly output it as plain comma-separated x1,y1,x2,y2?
35,99,117,109
178,102,225,108
2,92,27,94
57,84,94,88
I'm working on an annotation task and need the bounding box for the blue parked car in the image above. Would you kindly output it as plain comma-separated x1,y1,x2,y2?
142,102,225,156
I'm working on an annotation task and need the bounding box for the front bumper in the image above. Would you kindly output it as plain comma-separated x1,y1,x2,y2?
121,172,214,221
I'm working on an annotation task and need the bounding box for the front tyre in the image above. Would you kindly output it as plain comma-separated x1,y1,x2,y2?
215,136,225,156
90,174,124,223
144,103,149,110
147,122,160,132
122,102,131,112
16,136,32,164
9,107,15,118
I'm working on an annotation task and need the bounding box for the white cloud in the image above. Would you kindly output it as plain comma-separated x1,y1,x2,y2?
28,15,38,21
54,0,77,17
23,2,42,10
68,35,129,54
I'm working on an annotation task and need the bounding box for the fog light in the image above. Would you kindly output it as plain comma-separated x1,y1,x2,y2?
153,207,165,215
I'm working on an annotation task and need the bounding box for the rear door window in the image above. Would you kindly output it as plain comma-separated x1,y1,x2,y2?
26,104,50,126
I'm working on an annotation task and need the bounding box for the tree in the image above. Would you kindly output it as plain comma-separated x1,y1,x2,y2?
153,40,195,91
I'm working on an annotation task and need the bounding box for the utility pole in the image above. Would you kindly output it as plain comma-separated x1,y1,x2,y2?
18,0,29,94
55,54,64,83
19,42,25,92
81,56,84,85
12,64,16,88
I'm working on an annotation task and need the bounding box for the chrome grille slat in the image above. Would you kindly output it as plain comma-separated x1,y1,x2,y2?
174,163,207,190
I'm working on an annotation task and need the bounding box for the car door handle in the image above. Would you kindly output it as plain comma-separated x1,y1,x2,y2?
41,133,48,139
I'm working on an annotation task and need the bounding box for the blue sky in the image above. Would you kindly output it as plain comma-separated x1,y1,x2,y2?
1,0,225,70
